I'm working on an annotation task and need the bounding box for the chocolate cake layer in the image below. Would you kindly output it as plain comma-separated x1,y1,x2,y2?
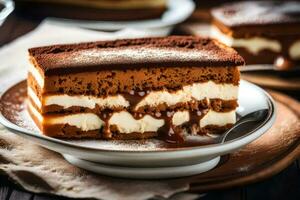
212,18,300,39
28,36,244,75
28,65,240,96
27,36,243,142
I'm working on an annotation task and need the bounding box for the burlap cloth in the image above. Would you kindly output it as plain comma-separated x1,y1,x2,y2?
0,127,193,200
0,22,196,200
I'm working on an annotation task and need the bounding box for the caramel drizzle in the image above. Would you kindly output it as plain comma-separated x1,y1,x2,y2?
97,108,210,144
97,91,223,144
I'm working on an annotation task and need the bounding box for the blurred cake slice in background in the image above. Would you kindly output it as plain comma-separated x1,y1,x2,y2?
211,1,300,70
15,0,167,21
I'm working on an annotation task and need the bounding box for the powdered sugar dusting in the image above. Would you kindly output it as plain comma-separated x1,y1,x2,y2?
68,139,165,151
51,46,227,69
212,1,300,26
18,102,40,132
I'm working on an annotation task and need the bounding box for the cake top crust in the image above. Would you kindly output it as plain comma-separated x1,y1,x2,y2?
212,1,300,27
29,36,244,75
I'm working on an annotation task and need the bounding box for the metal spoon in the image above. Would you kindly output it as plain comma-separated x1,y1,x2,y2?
218,109,269,144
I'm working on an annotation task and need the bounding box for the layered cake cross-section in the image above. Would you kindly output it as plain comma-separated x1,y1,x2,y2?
211,1,300,68
27,36,244,142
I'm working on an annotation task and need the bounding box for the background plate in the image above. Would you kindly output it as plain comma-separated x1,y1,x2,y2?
48,0,195,30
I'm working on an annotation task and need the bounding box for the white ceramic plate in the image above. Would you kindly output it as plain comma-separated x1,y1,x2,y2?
0,80,276,178
47,0,195,31
63,154,221,179
0,0,14,26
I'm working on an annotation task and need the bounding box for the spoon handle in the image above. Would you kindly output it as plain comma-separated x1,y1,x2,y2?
221,109,269,143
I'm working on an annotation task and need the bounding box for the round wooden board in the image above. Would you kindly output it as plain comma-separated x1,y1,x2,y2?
242,73,300,91
187,90,300,192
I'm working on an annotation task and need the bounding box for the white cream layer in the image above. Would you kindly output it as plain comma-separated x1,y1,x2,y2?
46,94,129,110
28,101,104,131
200,110,235,128
211,26,281,55
28,81,238,111
135,81,238,109
28,87,42,109
289,40,300,59
49,114,104,131
109,111,165,133
28,87,130,110
172,111,190,126
29,64,44,88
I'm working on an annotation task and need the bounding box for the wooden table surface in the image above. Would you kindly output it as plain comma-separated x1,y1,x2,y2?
0,11,300,200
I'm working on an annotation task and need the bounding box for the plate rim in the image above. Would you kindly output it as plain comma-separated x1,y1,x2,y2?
0,79,276,154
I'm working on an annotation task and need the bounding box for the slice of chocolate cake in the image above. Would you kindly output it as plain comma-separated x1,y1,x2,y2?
211,1,300,69
27,36,244,143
